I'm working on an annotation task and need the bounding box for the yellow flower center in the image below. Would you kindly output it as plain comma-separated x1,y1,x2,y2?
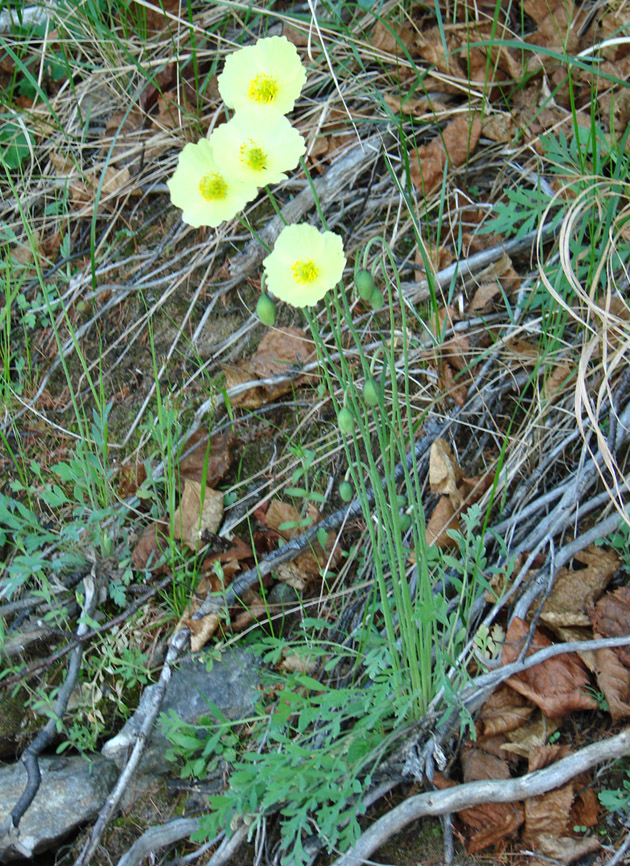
199,173,227,201
248,73,279,105
292,259,319,284
241,142,267,172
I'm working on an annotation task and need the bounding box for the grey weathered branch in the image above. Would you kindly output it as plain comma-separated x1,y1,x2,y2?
332,728,630,866
116,818,204,866
73,628,190,866
0,567,98,856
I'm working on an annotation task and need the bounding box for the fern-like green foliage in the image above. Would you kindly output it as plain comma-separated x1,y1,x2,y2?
481,123,630,311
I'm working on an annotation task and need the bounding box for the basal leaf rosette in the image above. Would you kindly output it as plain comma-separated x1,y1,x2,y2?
210,107,306,187
218,35,306,115
167,138,258,228
263,224,346,307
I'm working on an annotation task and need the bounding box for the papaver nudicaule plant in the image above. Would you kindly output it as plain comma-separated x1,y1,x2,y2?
218,35,306,115
167,138,258,228
263,224,346,307
209,106,306,187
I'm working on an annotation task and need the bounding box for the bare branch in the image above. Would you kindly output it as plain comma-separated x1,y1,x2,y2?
73,628,190,866
332,728,630,866
0,566,98,848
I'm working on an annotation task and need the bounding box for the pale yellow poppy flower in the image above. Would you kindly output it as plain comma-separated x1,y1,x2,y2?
167,138,258,228
263,224,346,307
209,107,306,187
218,36,307,115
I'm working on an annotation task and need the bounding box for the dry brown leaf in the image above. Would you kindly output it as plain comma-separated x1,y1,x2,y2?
232,590,268,632
544,361,573,403
523,0,558,25
475,685,532,737
202,535,253,571
102,109,146,168
540,544,617,630
264,499,308,538
528,743,573,773
186,612,220,653
222,363,266,410
442,334,470,374
429,439,463,507
307,133,355,171
51,148,136,209
132,0,180,31
502,713,560,758
426,496,459,548
482,111,518,143
414,243,453,284
224,328,316,409
524,781,573,838
179,430,236,487
461,746,511,783
281,24,311,48
415,27,465,83
524,832,599,863
469,282,501,311
593,644,630,722
252,327,316,378
172,480,223,552
281,653,318,674
383,93,443,118
131,520,169,570
370,20,416,56
410,113,481,196
434,755,524,853
460,801,525,854
504,337,539,363
476,684,534,738
571,786,600,828
264,500,342,589
526,0,582,54
440,360,468,407
473,734,513,761
502,617,597,716
589,587,630,668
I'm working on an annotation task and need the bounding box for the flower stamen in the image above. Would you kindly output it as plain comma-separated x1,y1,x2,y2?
199,173,228,201
292,259,319,284
241,142,267,171
248,73,280,104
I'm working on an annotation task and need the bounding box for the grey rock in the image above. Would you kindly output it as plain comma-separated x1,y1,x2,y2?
0,754,118,861
102,646,262,776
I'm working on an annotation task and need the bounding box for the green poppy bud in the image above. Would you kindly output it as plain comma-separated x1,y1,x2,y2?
370,289,385,312
256,293,276,326
339,481,353,502
399,513,412,532
355,269,377,301
363,378,380,406
337,408,355,435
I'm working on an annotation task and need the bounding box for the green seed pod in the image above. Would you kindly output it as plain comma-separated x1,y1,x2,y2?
337,408,355,435
363,378,380,406
396,494,407,509
339,481,353,502
399,513,412,532
256,293,276,326
355,269,376,301
370,289,385,312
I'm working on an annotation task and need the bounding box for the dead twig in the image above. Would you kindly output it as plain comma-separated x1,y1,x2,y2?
331,727,630,866
73,628,190,866
0,572,174,692
0,564,98,855
116,818,205,866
